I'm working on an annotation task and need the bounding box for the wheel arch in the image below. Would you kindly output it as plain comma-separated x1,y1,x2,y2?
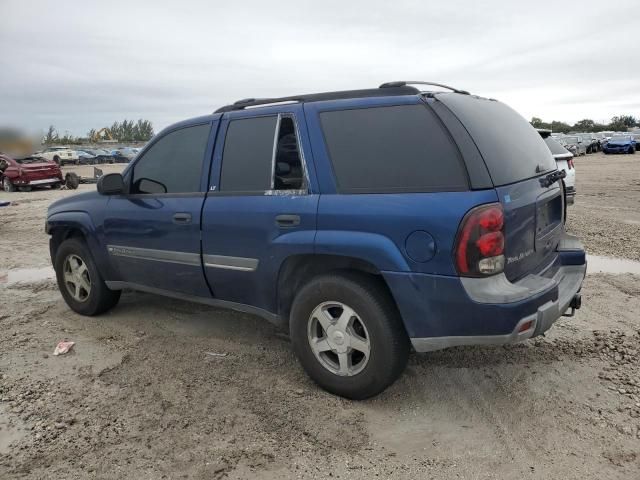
47,212,116,280
276,253,400,324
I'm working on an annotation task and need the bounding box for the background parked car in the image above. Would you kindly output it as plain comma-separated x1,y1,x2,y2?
78,148,115,165
559,135,586,156
538,130,576,210
0,153,63,192
76,150,97,165
110,147,137,163
37,146,79,165
82,148,116,164
602,134,636,154
578,133,598,153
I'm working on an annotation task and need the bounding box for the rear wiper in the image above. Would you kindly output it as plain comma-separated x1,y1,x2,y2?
539,169,566,188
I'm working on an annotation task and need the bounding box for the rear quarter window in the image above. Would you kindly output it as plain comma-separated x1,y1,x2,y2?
437,94,556,186
319,104,468,193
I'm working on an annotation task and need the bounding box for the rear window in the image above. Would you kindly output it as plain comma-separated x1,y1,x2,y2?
320,104,468,193
437,94,556,186
544,137,571,156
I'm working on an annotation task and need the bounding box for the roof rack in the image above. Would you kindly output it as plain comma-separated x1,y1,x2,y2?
379,81,470,95
214,85,420,113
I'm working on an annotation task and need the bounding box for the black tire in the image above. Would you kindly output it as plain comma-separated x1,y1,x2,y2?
54,237,121,316
53,155,60,165
629,147,636,154
65,172,80,189
289,272,409,400
2,177,16,192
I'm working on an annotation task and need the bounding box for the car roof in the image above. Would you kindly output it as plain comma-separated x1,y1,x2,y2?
159,82,473,137
213,81,472,113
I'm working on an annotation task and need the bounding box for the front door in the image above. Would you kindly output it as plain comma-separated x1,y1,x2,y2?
201,105,318,313
103,121,216,297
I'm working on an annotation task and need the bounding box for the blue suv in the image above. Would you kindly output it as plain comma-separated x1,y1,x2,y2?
46,82,586,399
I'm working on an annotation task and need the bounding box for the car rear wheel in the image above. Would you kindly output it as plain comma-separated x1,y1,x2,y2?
53,155,60,165
54,237,121,316
629,147,636,154
2,177,16,192
289,273,409,399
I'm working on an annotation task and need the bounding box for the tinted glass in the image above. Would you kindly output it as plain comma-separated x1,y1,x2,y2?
320,104,468,193
438,94,556,186
131,124,210,194
274,117,304,190
544,137,571,156
220,116,277,192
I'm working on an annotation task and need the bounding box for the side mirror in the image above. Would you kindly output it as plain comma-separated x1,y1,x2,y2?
97,173,124,195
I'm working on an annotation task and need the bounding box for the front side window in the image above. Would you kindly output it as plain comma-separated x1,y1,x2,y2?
220,114,306,192
131,124,210,194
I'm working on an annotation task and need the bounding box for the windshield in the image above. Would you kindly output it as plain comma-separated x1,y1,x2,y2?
563,136,579,143
436,94,556,186
544,137,571,156
611,135,631,141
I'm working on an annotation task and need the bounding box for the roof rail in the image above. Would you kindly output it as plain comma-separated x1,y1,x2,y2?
214,85,420,113
379,81,470,95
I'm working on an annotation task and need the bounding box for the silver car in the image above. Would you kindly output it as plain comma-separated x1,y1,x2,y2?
559,135,587,156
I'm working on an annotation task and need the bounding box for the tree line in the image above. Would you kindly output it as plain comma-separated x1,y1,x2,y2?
530,115,638,134
42,119,155,144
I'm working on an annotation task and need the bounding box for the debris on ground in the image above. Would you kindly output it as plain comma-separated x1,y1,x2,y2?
204,351,228,357
53,341,75,356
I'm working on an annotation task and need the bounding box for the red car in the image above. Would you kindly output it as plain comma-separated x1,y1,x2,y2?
0,153,63,192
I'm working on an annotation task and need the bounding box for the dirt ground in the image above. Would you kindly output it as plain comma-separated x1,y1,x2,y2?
0,154,639,479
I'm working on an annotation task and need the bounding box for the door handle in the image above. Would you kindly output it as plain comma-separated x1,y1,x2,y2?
172,213,192,224
275,214,300,227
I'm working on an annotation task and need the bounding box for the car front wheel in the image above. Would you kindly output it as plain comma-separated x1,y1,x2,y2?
54,237,121,316
290,273,409,399
2,177,16,192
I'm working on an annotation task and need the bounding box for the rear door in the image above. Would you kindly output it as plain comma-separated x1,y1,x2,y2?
103,121,216,297
437,94,563,281
201,104,318,312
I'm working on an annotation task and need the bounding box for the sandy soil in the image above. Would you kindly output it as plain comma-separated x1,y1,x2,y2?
0,153,639,479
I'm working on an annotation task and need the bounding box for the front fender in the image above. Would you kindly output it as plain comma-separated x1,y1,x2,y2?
315,230,410,272
46,211,115,279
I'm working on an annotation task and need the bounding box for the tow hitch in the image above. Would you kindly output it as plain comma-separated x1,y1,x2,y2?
563,293,582,317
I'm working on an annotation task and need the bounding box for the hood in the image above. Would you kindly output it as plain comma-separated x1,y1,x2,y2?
608,139,632,145
48,190,101,217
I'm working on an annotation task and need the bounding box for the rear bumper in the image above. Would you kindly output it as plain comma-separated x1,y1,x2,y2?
383,234,586,352
565,186,576,205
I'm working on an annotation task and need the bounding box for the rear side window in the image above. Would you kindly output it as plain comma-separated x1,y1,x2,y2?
320,104,468,193
131,124,210,194
437,94,556,186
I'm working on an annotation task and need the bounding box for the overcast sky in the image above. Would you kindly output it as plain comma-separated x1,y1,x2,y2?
1,0,637,136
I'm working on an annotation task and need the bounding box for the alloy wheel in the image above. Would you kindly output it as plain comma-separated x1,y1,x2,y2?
307,301,371,376
63,254,91,302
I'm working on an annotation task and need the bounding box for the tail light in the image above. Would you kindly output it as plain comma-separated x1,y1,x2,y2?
568,158,574,170
454,203,505,277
